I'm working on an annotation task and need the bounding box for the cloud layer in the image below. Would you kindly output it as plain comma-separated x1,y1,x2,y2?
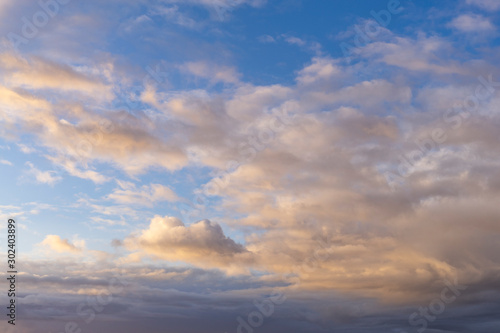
1,0,500,332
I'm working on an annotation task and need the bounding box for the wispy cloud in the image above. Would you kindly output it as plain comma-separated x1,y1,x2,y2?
106,180,179,207
360,34,468,74
25,162,62,185
466,0,500,11
152,5,201,30
258,34,275,43
179,61,241,84
0,53,113,99
17,143,36,154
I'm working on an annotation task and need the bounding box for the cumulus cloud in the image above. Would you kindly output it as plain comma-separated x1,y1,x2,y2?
40,235,84,253
4,43,500,305
125,216,252,269
136,51,498,301
0,0,499,331
1,5,500,329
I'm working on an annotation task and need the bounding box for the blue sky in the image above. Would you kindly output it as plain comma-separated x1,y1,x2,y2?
1,0,500,332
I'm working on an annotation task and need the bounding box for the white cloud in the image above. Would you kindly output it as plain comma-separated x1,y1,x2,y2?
78,198,139,219
106,180,179,207
40,235,84,253
17,143,36,154
296,57,342,85
282,34,322,54
90,216,127,226
47,155,109,184
2,14,500,306
0,159,12,166
361,35,468,74
25,162,62,185
125,216,252,269
466,0,500,10
0,1,499,330
152,5,201,29
258,35,275,43
166,0,266,10
283,35,306,46
151,0,267,22
120,14,153,33
179,61,241,84
449,14,495,32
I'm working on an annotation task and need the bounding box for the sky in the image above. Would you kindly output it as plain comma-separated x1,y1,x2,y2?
1,0,500,332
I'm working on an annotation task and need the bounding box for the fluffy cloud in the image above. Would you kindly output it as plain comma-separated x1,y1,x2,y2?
40,235,84,253
3,41,500,305
1,4,500,331
4,43,499,302
125,216,252,269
